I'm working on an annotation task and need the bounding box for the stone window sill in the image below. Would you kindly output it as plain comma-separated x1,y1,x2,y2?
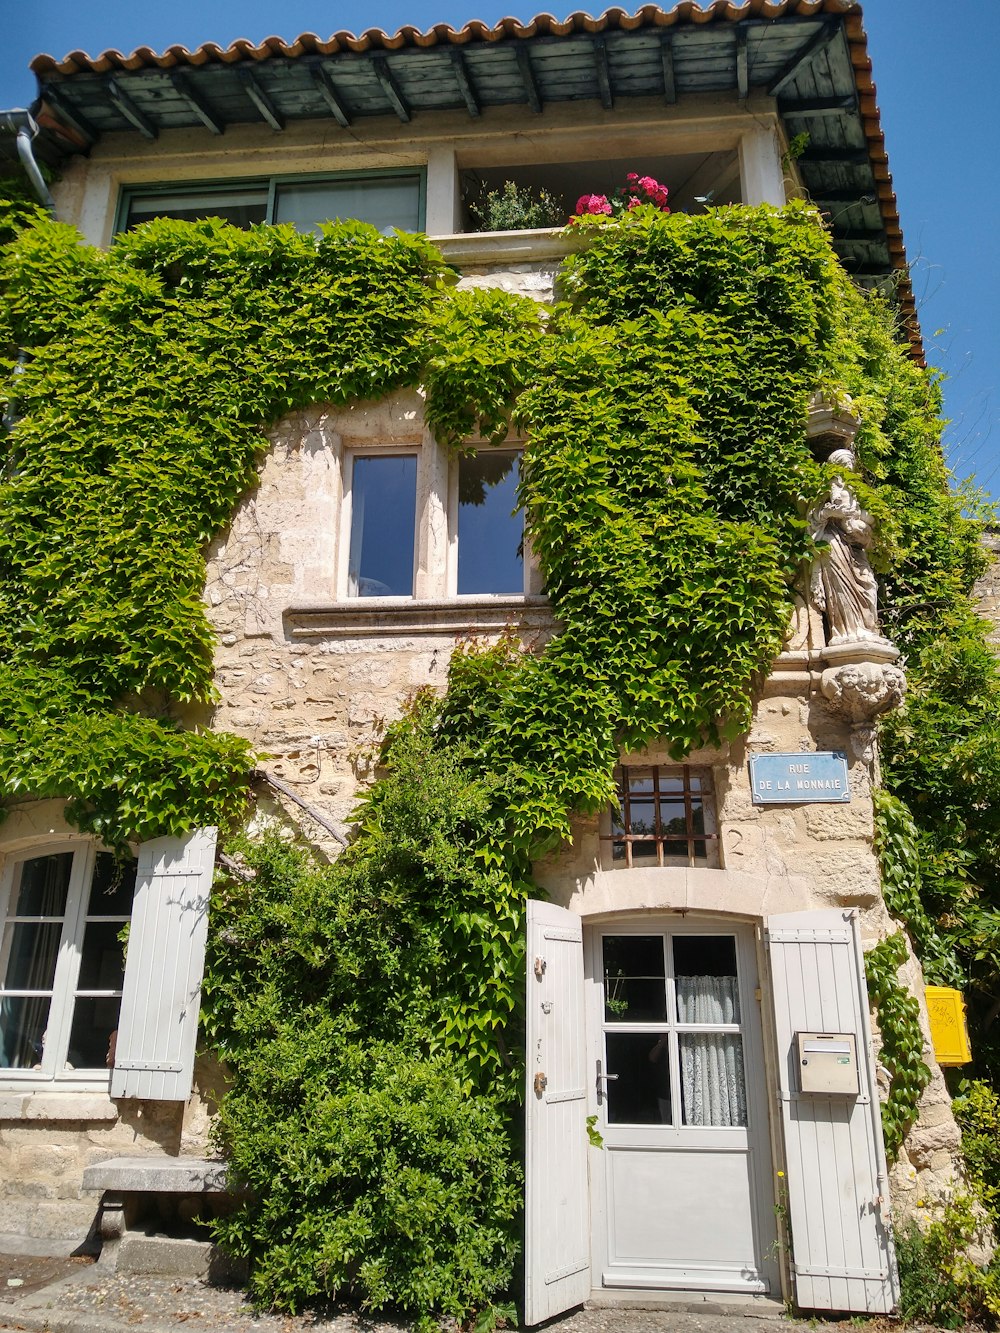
431,229,587,267
284,595,556,639
0,1089,119,1122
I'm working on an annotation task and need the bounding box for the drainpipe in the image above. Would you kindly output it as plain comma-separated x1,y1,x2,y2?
7,110,57,217
2,111,55,440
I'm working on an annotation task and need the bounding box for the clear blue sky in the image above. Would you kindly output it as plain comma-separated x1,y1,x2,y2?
3,1,997,505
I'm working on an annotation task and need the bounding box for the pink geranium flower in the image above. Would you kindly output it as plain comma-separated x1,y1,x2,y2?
571,173,671,221
575,193,613,215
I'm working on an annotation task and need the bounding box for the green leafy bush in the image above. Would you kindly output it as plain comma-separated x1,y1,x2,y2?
896,1194,1000,1328
468,180,566,232
954,1079,1000,1226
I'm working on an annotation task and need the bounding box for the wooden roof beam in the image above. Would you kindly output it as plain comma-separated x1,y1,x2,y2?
237,67,285,132
106,77,157,140
736,25,749,101
592,36,613,110
372,56,410,122
39,85,97,146
310,64,351,127
515,44,542,113
660,31,677,104
767,19,840,98
169,73,225,135
449,49,480,118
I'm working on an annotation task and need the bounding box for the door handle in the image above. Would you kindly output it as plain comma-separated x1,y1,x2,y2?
596,1058,619,1105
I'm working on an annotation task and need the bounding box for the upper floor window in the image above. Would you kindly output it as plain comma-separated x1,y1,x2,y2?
605,766,718,868
119,170,425,236
347,453,418,597
456,450,525,596
1,846,135,1080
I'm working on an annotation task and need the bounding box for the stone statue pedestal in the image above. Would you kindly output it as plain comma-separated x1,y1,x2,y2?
820,644,906,764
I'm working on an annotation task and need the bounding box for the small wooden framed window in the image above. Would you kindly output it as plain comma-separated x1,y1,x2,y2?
603,765,718,868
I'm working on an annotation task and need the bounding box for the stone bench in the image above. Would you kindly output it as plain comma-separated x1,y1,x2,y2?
82,1156,236,1274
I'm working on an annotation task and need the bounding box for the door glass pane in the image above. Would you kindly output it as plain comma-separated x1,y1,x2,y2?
125,190,268,230
0,995,51,1069
87,855,137,916
679,1033,747,1126
274,176,422,234
13,853,72,916
348,455,417,596
457,452,523,594
2,922,63,991
674,936,740,1023
603,935,666,1022
605,1031,671,1125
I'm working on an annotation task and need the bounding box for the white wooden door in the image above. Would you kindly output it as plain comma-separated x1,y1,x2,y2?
588,920,778,1294
766,909,898,1313
524,900,591,1326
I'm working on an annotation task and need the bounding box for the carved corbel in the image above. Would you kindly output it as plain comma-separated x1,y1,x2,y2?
820,659,907,763
806,391,861,453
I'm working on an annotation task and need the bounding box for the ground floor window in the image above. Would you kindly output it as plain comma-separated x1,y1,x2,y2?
0,846,135,1079
604,764,718,867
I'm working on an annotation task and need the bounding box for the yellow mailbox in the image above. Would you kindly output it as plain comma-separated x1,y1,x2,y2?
925,986,972,1066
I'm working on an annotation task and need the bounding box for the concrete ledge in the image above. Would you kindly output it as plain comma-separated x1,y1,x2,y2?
82,1157,228,1194
432,227,585,266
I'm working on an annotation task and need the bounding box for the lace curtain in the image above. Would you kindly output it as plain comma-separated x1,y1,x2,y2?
676,974,747,1127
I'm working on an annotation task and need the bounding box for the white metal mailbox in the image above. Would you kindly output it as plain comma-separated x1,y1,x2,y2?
796,1031,860,1095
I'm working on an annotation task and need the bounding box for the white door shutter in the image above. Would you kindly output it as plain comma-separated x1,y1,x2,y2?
765,908,898,1314
110,828,217,1102
524,900,591,1325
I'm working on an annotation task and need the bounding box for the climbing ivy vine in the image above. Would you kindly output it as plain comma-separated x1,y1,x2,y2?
2,188,995,1315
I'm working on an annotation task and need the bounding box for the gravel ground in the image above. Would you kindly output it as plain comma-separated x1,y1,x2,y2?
0,1258,907,1333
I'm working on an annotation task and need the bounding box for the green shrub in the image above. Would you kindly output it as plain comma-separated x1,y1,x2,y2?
896,1194,1000,1327
954,1079,1000,1226
468,180,566,232
214,1039,520,1321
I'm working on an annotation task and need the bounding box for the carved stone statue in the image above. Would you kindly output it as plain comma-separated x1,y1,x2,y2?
809,448,891,649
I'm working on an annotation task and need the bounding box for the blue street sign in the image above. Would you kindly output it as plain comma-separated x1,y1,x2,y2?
749,752,850,804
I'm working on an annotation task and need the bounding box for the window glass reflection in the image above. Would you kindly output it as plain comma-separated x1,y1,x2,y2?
458,451,523,594
348,455,417,597
274,176,421,235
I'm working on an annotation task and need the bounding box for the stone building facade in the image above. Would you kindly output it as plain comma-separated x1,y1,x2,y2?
0,2,969,1316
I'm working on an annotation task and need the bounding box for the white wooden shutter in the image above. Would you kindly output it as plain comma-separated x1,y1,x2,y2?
524,900,591,1325
765,908,898,1314
110,828,217,1102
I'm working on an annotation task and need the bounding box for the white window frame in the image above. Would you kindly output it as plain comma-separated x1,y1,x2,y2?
447,445,541,599
0,841,131,1090
338,447,422,600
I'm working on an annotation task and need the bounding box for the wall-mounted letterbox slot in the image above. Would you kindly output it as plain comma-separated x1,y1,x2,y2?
796,1031,860,1095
